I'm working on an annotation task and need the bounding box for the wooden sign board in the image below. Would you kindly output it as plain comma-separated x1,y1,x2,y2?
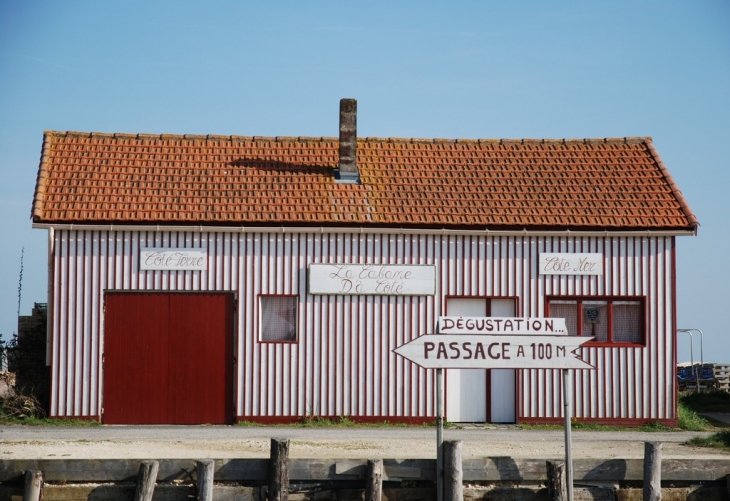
539,253,603,276
438,316,567,335
308,264,436,295
394,334,594,369
140,247,207,271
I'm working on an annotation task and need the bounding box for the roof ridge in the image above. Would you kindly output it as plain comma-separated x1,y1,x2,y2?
43,130,652,144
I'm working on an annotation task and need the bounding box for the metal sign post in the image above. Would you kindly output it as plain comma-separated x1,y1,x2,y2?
436,368,444,501
393,317,595,501
563,368,574,501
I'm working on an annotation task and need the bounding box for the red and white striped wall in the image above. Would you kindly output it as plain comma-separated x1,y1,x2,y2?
46,228,677,423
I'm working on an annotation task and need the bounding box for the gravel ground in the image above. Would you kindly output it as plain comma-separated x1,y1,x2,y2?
1,425,728,460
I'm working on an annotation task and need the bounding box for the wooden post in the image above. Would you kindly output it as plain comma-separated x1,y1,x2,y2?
365,459,383,501
443,440,463,501
134,460,159,501
643,441,662,501
23,470,43,501
546,461,567,501
269,437,290,501
195,459,215,501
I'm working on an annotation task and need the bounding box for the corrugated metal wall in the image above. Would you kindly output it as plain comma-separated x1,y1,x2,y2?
49,230,676,421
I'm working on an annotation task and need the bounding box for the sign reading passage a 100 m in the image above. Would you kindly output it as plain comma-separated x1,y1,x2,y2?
394,316,594,370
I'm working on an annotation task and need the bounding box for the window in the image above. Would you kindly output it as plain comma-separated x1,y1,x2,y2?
260,295,298,342
547,297,644,345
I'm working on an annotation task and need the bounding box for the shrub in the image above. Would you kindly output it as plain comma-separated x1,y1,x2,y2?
0,392,46,420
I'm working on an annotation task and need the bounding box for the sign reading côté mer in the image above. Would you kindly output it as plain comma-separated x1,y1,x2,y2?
394,316,594,370
308,264,436,295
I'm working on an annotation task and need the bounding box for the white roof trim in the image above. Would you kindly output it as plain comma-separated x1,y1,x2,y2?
32,223,696,238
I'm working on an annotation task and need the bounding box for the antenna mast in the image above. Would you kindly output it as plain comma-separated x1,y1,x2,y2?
17,246,24,317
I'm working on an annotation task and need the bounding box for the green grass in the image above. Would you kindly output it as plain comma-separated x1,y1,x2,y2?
237,415,427,428
520,420,674,432
685,430,730,452
677,390,730,431
677,401,713,431
677,391,730,453
679,390,730,413
298,415,360,427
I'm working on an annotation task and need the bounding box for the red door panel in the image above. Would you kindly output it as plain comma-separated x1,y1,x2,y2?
104,293,170,424
103,292,233,424
168,293,234,424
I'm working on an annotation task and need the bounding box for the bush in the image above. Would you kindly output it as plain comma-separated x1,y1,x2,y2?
0,392,46,420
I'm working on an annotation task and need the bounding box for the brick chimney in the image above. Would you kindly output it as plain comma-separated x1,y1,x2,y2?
337,98,359,183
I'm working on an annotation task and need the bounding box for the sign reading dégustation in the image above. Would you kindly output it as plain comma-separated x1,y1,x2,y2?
308,263,436,295
140,247,207,271
438,316,567,335
539,253,603,276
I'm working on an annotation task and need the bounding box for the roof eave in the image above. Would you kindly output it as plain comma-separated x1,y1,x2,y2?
31,221,698,238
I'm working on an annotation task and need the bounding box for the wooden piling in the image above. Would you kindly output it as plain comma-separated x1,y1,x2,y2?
444,440,463,501
643,441,662,501
269,438,290,501
195,459,215,501
365,459,383,501
23,470,43,501
546,461,567,501
134,460,159,501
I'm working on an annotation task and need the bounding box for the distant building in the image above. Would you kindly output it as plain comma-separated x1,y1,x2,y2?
31,100,698,426
1,303,47,372
11,302,49,400
17,303,47,339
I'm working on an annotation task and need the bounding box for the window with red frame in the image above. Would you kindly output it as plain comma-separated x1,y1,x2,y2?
260,295,298,342
547,297,645,345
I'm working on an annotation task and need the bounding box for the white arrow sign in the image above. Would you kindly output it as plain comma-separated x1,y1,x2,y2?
394,334,594,369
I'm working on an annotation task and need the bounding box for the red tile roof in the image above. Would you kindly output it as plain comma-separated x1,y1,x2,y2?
31,131,698,231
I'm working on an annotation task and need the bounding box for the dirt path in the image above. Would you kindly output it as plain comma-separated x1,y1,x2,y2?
2,425,728,460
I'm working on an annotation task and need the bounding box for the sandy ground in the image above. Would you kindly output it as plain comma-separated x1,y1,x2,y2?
2,425,729,460
3,438,727,460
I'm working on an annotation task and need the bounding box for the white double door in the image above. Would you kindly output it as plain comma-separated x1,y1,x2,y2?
445,298,516,423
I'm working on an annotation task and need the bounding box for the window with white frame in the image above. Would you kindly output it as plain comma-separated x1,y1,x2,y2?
260,295,298,342
547,297,644,345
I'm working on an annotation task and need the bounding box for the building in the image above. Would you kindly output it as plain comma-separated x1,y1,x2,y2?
17,303,48,340
31,99,698,425
4,303,49,406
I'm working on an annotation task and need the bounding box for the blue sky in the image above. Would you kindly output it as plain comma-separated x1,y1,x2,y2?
1,1,728,365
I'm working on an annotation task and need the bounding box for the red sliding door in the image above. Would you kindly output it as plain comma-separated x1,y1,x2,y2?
103,292,234,424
